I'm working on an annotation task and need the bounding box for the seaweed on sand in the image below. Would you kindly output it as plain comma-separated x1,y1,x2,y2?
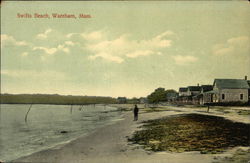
128,114,250,153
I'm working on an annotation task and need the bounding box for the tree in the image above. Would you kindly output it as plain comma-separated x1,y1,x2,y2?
128,97,139,104
147,88,167,103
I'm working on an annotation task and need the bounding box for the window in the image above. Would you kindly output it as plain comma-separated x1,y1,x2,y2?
240,94,243,100
222,94,225,100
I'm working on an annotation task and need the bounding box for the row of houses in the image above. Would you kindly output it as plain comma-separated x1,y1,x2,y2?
176,76,250,105
117,76,250,105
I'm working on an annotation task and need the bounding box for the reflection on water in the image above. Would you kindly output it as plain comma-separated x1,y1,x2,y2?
0,104,122,161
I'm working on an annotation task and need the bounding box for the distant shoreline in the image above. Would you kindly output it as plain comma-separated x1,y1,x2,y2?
0,93,117,105
0,103,108,106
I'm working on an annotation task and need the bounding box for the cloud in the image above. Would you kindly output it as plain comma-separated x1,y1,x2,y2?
227,36,249,45
213,45,234,56
172,55,198,65
36,28,52,39
213,36,249,56
32,44,70,55
126,50,154,58
1,34,28,47
33,46,58,55
3,30,174,63
64,41,75,46
66,33,78,38
66,31,104,41
89,52,124,63
21,52,28,57
57,44,70,53
81,31,103,41
2,30,72,61
84,30,174,63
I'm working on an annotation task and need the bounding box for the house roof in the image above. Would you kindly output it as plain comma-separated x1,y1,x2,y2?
201,85,213,92
179,87,188,92
214,79,250,89
187,86,201,91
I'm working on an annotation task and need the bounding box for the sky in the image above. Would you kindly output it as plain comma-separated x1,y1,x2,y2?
1,1,250,98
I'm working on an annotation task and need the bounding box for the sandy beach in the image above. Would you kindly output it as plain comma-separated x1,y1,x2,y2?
14,105,250,163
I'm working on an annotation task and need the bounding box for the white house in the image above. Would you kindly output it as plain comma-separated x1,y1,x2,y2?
212,79,249,103
196,85,213,105
187,86,201,96
178,87,188,96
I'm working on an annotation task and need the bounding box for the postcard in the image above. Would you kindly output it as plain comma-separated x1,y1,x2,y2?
1,1,250,163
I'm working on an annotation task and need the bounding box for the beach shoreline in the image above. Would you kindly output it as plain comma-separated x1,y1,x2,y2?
13,105,250,163
0,104,123,162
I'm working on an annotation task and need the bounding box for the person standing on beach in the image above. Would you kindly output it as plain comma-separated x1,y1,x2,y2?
133,104,139,121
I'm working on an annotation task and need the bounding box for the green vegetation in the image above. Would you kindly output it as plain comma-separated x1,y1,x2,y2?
147,88,177,104
129,114,250,153
0,94,117,105
127,97,140,104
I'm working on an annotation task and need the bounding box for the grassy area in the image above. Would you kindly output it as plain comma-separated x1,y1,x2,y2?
128,114,250,154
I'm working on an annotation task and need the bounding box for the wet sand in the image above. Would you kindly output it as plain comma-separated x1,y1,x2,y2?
14,105,250,163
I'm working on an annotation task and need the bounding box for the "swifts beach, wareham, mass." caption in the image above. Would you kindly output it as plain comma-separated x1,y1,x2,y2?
17,13,91,19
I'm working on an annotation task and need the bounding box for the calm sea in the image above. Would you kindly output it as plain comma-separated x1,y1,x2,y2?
0,104,123,162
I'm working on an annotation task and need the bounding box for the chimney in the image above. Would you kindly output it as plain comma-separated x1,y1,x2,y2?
197,83,199,86
245,76,247,80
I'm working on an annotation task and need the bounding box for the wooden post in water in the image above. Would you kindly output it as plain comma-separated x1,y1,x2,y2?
25,104,33,122
79,105,84,111
70,105,73,114
0,104,1,121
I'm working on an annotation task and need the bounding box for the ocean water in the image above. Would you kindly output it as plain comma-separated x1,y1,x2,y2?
0,104,123,162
